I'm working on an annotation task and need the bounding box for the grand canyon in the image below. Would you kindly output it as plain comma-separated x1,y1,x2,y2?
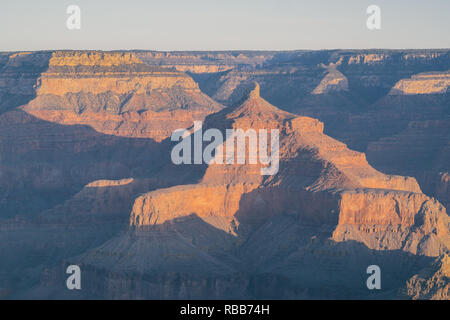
0,50,448,299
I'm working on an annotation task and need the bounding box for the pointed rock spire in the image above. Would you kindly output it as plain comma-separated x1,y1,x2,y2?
248,81,260,99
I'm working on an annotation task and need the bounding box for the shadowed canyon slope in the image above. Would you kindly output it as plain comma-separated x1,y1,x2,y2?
0,50,448,299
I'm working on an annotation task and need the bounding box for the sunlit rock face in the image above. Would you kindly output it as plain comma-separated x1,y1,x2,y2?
17,51,223,142
389,72,450,95
312,64,349,95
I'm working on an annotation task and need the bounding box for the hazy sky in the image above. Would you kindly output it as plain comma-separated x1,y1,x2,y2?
1,0,449,51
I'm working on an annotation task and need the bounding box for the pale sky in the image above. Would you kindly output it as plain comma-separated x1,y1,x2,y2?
1,0,449,51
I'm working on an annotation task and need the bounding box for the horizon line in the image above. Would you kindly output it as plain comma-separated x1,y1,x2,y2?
2,48,450,53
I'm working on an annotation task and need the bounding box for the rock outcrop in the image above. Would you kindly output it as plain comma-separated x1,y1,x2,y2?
19,51,223,141
389,71,449,95
404,254,450,299
312,65,349,95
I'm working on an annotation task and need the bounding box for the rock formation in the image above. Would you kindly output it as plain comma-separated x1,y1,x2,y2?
41,82,448,300
389,71,449,95
404,254,449,300
19,51,223,141
312,65,349,95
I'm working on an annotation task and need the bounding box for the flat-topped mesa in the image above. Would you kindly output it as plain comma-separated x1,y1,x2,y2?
345,52,446,65
16,51,223,140
347,53,391,65
48,51,143,67
37,51,201,96
130,183,259,233
389,71,450,95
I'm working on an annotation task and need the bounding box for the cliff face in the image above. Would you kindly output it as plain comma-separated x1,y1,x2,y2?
389,72,450,95
19,51,222,141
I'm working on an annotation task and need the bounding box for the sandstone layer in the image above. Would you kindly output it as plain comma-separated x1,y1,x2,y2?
19,51,223,141
389,72,449,95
